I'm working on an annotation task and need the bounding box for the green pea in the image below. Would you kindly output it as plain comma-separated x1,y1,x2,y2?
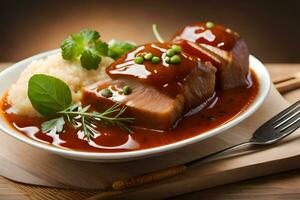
164,57,171,64
170,55,181,64
134,56,144,64
151,56,161,64
123,85,131,95
166,49,175,57
206,21,215,29
171,45,182,53
100,88,113,98
144,53,153,60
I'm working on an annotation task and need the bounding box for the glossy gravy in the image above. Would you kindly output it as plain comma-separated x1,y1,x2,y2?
106,42,200,97
172,22,242,70
0,72,258,152
172,22,239,51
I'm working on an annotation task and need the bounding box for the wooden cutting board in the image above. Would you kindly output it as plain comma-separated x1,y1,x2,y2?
0,64,299,199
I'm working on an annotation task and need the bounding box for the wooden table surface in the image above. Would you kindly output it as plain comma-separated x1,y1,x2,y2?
0,63,299,200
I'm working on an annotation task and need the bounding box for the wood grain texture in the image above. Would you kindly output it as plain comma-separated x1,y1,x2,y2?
0,177,29,200
173,169,300,200
0,63,299,200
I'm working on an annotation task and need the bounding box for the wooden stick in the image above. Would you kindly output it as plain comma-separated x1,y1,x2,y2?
273,75,295,84
276,78,300,93
112,165,186,191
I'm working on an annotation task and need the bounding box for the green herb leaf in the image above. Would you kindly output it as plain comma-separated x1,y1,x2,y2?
60,29,107,70
28,74,72,116
80,29,100,42
107,40,136,59
80,49,102,70
95,41,109,56
41,117,65,134
61,29,136,68
61,37,82,61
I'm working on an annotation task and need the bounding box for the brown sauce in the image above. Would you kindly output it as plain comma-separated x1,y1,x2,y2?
0,71,258,153
172,22,239,51
106,42,200,97
172,22,240,69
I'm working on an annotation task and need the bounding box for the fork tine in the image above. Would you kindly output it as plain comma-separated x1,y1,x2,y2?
280,112,300,132
280,119,300,136
274,109,300,128
272,100,300,125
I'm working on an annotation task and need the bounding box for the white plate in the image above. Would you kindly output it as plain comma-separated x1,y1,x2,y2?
0,49,270,162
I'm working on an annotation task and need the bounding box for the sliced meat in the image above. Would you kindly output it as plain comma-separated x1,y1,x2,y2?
182,40,249,89
83,43,216,131
83,79,185,130
183,60,216,110
172,22,250,89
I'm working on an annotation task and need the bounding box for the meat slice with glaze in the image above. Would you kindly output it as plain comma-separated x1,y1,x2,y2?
83,43,216,131
172,22,249,89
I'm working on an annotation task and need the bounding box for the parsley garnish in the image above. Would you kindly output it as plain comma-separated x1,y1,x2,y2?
61,29,108,70
28,74,135,141
60,29,136,69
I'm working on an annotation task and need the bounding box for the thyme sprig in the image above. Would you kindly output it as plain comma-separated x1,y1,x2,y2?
42,103,135,141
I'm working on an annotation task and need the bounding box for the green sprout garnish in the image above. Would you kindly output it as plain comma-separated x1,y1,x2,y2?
152,24,164,43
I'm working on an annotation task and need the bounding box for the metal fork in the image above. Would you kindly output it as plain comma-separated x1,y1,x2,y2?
186,99,300,166
112,100,300,190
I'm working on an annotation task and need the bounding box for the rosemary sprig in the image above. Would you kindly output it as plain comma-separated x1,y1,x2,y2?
41,103,135,141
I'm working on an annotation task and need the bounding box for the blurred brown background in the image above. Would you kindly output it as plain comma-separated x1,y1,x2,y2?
0,0,299,63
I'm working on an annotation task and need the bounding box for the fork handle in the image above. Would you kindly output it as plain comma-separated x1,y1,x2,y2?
186,141,251,167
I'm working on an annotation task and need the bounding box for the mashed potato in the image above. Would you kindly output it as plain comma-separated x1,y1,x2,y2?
7,53,114,117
